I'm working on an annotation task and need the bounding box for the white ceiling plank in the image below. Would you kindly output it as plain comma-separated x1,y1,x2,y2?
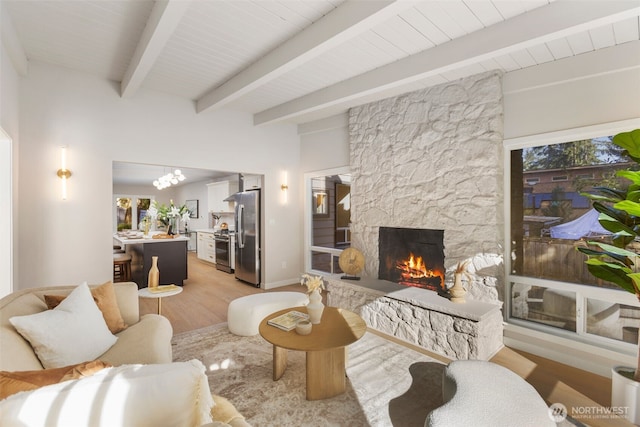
477,57,505,73
545,38,574,59
492,54,521,72
589,24,617,49
196,0,412,113
254,0,640,124
613,16,640,43
120,0,190,98
492,1,533,20
399,6,449,45
566,31,594,55
372,15,431,55
509,49,537,68
463,1,504,27
413,2,466,40
526,44,555,64
438,1,485,34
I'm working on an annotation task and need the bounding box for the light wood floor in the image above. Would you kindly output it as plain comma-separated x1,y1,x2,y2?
140,252,627,427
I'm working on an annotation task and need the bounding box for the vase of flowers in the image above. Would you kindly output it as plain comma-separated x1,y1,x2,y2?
301,274,325,324
149,200,190,236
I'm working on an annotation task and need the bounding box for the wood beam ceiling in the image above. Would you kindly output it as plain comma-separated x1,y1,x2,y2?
253,0,640,125
120,0,190,98
195,0,412,113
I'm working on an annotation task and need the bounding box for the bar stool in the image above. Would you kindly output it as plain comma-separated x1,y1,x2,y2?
113,245,125,253
113,252,132,282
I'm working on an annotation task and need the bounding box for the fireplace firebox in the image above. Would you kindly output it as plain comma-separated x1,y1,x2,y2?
378,227,445,291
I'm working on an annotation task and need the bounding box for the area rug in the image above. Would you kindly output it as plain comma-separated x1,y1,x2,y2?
172,323,446,426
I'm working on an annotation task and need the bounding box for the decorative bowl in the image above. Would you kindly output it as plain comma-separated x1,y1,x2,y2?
295,320,312,335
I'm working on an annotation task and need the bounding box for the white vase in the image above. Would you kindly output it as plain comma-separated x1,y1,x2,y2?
307,289,324,324
611,366,640,424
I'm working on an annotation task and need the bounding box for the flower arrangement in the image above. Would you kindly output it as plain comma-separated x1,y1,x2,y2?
300,274,325,294
147,200,190,226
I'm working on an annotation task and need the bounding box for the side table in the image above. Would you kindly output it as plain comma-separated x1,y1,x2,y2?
259,306,366,400
138,285,183,315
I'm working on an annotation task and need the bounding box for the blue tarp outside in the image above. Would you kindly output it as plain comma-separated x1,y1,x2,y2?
550,209,611,240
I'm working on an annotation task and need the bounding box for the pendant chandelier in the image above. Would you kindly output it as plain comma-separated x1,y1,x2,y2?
153,169,185,190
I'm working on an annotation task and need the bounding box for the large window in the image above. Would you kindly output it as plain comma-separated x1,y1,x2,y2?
114,195,152,232
506,122,640,350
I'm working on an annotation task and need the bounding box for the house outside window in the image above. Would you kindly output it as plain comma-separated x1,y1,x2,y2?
505,124,640,352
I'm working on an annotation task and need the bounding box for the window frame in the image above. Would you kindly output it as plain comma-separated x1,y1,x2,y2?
503,118,640,354
304,166,350,276
113,194,154,233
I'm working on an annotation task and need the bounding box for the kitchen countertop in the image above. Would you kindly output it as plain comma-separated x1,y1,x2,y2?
194,228,235,233
114,233,189,245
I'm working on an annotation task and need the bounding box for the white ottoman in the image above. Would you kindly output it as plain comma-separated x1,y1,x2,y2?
227,292,309,336
425,360,555,427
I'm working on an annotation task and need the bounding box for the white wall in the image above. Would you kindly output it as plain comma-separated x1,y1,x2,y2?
299,113,350,173
17,61,302,289
1,30,21,297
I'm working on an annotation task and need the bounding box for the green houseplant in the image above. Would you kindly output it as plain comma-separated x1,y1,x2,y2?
576,129,640,423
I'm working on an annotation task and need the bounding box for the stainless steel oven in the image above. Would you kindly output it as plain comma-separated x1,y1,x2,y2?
214,232,232,273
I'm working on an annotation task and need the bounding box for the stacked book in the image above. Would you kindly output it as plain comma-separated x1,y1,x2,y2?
267,311,309,331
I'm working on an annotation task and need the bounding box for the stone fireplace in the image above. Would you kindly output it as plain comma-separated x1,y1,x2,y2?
378,227,445,291
326,71,506,359
348,70,505,303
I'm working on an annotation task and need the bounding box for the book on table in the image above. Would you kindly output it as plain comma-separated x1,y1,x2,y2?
148,284,180,293
267,310,310,331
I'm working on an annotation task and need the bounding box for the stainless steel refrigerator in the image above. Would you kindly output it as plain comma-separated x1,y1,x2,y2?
234,189,261,286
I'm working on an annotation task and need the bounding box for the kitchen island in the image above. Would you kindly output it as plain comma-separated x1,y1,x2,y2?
113,233,188,289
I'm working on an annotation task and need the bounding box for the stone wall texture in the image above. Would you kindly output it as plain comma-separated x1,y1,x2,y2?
327,278,504,360
348,71,505,303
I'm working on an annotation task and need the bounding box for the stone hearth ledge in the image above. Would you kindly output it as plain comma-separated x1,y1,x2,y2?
326,277,504,360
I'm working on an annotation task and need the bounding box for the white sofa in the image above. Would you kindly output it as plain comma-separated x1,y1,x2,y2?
0,282,173,372
0,282,252,427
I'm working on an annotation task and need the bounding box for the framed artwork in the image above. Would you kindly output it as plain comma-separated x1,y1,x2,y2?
313,190,329,217
185,199,199,219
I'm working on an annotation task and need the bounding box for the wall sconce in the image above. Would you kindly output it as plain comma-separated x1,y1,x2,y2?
281,171,288,204
57,146,71,200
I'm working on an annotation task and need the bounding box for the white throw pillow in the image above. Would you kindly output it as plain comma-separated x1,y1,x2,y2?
0,360,215,427
9,282,117,368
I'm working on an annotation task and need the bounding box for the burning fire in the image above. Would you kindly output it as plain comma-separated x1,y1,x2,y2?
396,253,444,289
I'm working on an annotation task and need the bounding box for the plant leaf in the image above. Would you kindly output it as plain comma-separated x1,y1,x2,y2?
585,259,635,292
613,129,640,161
617,169,640,185
614,200,640,217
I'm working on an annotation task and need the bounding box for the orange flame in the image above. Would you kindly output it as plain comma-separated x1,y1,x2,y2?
396,253,444,288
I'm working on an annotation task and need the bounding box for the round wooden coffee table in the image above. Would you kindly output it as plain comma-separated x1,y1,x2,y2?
259,306,366,400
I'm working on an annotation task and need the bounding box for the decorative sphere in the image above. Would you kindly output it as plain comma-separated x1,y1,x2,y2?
338,248,365,276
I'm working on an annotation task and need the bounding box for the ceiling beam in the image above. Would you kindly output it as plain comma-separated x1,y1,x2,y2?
196,0,411,114
254,0,640,125
120,0,189,98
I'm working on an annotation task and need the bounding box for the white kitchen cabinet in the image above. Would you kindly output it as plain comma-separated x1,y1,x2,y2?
242,174,261,190
207,181,239,213
197,231,216,263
